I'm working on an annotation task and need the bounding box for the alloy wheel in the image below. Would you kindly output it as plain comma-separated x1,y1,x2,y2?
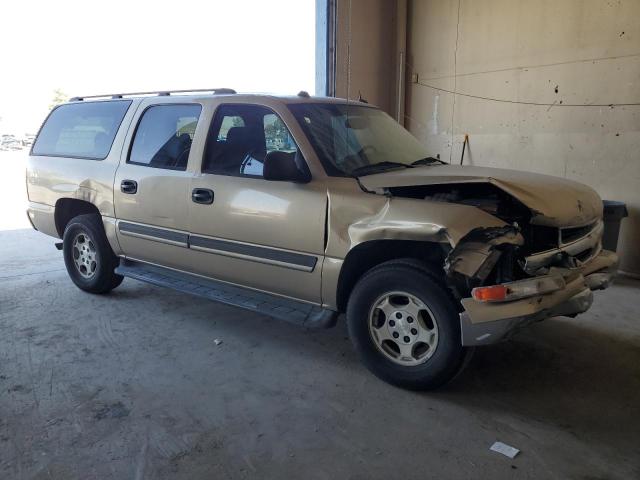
368,291,439,366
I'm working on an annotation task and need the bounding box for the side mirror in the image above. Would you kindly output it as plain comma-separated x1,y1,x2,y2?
263,151,311,183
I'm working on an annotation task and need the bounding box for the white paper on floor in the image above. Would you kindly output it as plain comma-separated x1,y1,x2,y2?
490,441,520,459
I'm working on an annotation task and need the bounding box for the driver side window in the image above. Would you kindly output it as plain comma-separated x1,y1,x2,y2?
202,105,298,178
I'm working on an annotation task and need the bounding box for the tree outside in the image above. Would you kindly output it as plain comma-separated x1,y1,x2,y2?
49,89,68,110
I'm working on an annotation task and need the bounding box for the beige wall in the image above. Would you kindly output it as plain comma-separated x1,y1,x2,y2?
334,0,401,115
333,0,640,274
404,0,640,275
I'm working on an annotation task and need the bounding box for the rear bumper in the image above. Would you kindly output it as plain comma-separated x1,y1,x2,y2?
459,249,618,346
27,201,58,238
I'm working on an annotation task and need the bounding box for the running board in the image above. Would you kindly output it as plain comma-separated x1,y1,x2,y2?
115,259,338,329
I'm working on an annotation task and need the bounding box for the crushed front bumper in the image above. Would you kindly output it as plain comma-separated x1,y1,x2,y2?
459,249,618,346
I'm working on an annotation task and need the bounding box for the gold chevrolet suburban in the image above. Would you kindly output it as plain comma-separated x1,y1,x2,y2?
26,89,618,389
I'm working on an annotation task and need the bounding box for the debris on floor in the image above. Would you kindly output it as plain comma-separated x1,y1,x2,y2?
490,441,520,459
93,401,130,420
214,338,223,346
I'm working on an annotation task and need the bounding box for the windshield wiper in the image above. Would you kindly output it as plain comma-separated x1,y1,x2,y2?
350,161,412,176
411,157,445,166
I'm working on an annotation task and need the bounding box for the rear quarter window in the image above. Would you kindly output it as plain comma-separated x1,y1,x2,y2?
31,100,132,160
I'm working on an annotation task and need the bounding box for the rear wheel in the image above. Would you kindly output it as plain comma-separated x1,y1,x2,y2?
346,260,467,390
62,214,123,293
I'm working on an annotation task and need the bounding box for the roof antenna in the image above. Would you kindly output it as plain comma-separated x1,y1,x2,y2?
358,91,368,103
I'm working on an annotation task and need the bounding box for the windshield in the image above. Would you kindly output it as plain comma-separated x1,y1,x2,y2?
289,103,431,176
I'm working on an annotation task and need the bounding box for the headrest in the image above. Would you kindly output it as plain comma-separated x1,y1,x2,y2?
226,127,246,143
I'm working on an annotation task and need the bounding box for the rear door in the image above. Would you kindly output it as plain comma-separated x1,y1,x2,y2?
113,100,203,270
186,103,327,303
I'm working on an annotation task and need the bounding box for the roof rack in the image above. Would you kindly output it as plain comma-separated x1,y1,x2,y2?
69,88,236,102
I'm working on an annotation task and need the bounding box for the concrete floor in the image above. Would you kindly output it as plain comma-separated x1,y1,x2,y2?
1,227,639,479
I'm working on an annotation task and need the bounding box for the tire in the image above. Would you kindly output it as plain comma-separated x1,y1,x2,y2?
346,259,467,390
62,214,123,294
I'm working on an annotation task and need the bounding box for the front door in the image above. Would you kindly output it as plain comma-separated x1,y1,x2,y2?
186,104,326,303
113,101,202,270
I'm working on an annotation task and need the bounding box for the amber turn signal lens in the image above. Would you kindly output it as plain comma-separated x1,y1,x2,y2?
471,284,508,302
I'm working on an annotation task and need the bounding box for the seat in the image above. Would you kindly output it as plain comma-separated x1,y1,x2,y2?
149,133,192,169
209,126,265,175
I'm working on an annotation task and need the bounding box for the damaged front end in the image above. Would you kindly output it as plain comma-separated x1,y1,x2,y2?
446,219,618,348
444,225,523,287
383,181,618,347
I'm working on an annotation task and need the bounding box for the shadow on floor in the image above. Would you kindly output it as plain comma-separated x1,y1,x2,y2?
443,319,640,451
96,279,640,457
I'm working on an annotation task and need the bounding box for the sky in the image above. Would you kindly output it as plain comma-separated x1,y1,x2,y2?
0,0,316,135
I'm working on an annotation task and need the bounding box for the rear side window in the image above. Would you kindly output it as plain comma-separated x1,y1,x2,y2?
32,101,131,160
128,104,201,171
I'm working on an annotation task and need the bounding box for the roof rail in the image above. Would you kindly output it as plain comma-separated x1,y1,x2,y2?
69,88,236,102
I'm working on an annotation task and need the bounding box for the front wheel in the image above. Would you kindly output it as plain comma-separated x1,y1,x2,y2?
346,260,468,390
62,214,123,294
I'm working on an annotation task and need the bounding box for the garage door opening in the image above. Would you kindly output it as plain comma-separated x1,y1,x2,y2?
0,0,317,231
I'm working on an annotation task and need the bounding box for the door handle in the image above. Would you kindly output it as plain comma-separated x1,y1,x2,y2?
121,179,138,194
192,188,214,205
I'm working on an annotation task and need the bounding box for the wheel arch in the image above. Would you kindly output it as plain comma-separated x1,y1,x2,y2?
54,198,101,237
335,239,448,313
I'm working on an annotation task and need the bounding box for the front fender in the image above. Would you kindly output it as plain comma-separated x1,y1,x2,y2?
326,187,516,259
321,183,525,310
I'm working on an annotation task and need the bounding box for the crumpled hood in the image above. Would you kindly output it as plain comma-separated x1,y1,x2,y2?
359,164,603,227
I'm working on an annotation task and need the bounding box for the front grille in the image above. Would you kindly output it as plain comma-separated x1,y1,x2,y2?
561,221,597,245
525,224,559,252
522,220,603,274
575,247,596,263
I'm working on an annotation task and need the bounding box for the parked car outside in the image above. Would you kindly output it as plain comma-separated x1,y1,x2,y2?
22,133,36,147
1,134,23,150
